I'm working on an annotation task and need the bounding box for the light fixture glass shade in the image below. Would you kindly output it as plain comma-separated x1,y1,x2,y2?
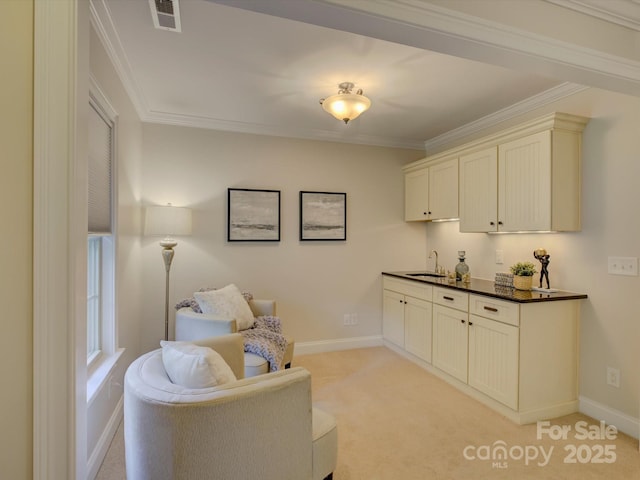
144,204,192,237
321,93,371,124
320,82,371,124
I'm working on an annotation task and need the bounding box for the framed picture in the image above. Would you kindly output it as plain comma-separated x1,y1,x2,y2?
300,191,347,241
227,188,281,241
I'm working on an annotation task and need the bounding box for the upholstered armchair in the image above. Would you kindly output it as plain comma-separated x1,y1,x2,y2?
124,334,337,480
176,296,295,376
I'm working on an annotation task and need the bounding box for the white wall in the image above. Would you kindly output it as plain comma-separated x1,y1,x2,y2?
88,25,143,472
425,87,640,422
0,2,32,477
140,125,424,352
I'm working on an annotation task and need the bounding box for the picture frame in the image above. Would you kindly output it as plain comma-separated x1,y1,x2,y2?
299,191,347,241
227,188,281,242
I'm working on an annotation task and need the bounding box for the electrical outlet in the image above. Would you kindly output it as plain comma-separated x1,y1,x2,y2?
343,313,358,326
606,367,620,388
607,256,638,276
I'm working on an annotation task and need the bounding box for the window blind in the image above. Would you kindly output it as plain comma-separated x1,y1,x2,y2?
88,102,112,234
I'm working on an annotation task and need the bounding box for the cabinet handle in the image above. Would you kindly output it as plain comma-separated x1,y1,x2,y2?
460,319,465,324
399,300,403,303
404,301,407,304
483,306,498,312
469,321,473,326
489,221,495,226
428,211,432,215
498,221,503,225
443,296,454,301
423,211,427,215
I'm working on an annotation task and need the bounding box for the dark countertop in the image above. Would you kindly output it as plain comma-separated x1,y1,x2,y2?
383,271,588,303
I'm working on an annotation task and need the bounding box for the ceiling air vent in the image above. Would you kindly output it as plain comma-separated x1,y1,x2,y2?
148,0,181,32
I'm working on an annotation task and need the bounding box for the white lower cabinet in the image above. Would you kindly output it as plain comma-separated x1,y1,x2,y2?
432,290,520,410
382,289,406,348
404,297,432,362
468,314,519,410
432,287,470,384
382,277,432,362
432,304,468,383
383,276,580,424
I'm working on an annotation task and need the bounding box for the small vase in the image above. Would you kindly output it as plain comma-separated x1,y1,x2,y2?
513,275,533,291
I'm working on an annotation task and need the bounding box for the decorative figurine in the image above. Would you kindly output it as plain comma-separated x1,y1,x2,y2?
533,248,551,289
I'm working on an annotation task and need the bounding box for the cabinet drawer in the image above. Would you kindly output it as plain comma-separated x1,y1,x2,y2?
383,276,432,301
433,287,468,312
469,295,519,327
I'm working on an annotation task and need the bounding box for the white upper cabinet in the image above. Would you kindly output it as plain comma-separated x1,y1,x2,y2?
428,158,459,220
404,167,430,221
459,147,498,232
499,130,553,232
404,157,458,221
458,113,587,232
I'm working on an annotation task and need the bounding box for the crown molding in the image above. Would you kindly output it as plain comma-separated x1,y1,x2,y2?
89,0,150,118
544,0,640,32
424,82,589,153
142,109,426,150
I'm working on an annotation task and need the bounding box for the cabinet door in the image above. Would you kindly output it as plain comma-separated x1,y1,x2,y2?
498,131,551,231
404,296,432,362
432,305,468,383
459,147,497,232
428,158,458,220
405,168,429,221
383,289,405,347
468,315,519,409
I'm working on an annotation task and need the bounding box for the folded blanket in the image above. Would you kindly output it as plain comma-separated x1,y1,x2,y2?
240,315,287,372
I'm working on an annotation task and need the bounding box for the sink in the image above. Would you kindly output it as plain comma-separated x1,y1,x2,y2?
405,272,446,278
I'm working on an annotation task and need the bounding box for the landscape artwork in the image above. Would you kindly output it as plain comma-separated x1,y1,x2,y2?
227,188,281,241
300,191,347,241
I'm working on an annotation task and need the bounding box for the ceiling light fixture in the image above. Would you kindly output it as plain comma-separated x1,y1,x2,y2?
320,82,371,124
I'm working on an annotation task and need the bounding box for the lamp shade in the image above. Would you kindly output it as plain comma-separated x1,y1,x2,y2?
144,205,192,237
320,82,371,124
321,92,371,124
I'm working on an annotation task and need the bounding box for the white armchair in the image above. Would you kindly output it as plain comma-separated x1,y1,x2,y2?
124,334,337,480
176,298,295,376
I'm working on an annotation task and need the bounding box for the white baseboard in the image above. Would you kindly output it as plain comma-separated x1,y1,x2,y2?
579,395,639,440
294,335,383,355
87,395,124,480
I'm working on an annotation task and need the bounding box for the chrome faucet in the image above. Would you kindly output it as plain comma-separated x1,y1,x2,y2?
428,250,439,273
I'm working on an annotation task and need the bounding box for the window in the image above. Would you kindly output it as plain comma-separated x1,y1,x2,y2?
87,87,117,370
87,236,102,362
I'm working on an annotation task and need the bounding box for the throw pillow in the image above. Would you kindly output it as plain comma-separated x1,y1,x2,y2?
160,341,237,388
175,288,254,313
193,283,256,330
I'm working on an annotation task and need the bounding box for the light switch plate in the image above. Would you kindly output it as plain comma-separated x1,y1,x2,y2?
607,256,638,276
495,250,504,264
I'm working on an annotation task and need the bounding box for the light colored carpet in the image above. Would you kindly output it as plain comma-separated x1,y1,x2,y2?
97,346,639,479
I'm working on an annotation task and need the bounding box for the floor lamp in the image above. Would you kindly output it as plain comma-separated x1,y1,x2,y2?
144,204,192,341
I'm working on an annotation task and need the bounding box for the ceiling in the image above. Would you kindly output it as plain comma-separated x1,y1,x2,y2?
92,0,640,150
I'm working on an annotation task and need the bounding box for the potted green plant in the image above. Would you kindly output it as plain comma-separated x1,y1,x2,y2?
510,261,537,290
